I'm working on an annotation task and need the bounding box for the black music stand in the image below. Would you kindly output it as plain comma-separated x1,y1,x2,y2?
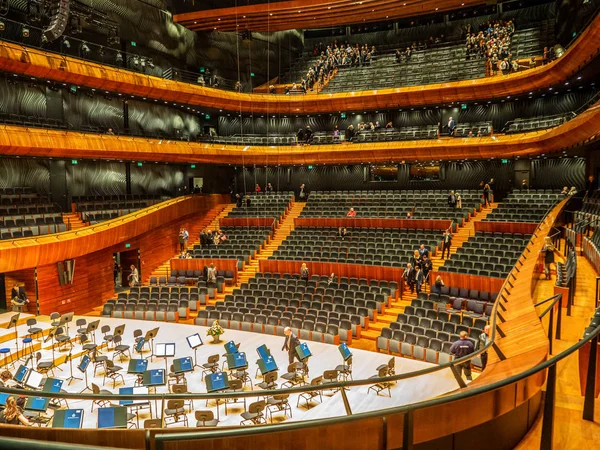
59,312,74,334
64,352,82,385
186,333,204,369
43,326,61,371
78,354,92,393
85,320,100,345
7,314,20,362
144,327,160,362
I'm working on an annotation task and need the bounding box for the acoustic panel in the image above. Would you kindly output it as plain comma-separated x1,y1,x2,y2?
130,163,185,197
66,160,127,197
0,157,50,194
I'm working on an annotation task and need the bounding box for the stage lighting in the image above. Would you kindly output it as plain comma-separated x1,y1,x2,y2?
132,56,139,67
140,58,146,69
0,22,5,31
22,27,29,38
62,37,70,49
148,58,154,69
81,42,90,55
115,52,123,63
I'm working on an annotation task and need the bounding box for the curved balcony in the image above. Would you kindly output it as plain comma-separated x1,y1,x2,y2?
0,98,599,165
0,12,598,114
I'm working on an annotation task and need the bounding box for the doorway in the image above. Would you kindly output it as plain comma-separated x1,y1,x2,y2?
114,249,140,290
189,177,204,193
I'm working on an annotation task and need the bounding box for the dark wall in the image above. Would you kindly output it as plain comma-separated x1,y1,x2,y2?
66,160,127,197
218,89,597,135
235,158,584,194
130,163,185,197
0,158,50,194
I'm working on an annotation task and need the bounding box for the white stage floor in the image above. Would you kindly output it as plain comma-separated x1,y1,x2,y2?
1,316,462,428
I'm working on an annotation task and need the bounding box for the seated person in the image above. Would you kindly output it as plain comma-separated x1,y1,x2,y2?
0,396,31,426
327,273,336,286
346,207,356,217
0,370,15,388
11,284,28,308
432,275,445,295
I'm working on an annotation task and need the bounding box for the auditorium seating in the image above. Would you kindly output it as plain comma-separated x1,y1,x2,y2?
0,187,66,239
439,231,531,278
191,226,272,263
483,190,561,222
377,293,493,362
226,192,294,218
76,195,164,224
196,272,398,344
505,113,574,134
575,191,600,232
300,190,482,223
270,227,439,268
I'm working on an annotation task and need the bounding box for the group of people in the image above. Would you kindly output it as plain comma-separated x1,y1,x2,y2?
395,35,446,63
254,183,275,194
178,228,189,253
403,244,434,294
463,19,516,75
199,229,227,248
447,191,463,209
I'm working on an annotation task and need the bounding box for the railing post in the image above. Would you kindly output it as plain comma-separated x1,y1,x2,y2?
548,305,554,355
540,364,557,450
555,294,562,341
583,333,598,421
402,410,414,450
596,277,600,309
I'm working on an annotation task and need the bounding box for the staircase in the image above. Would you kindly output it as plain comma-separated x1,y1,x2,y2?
64,213,87,230
360,203,498,345
147,203,233,282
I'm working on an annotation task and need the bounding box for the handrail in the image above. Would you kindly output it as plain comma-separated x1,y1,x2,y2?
0,437,123,450
154,324,600,446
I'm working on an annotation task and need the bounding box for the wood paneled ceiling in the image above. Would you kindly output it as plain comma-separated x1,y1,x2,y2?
174,0,486,33
1,99,598,165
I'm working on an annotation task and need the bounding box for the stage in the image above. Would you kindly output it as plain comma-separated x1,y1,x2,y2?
1,316,463,428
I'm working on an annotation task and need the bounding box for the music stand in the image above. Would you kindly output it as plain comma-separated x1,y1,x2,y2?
143,327,159,361
64,352,82,385
78,354,92,393
186,333,204,369
85,320,100,344
43,326,60,370
7,313,20,362
59,312,74,334
154,342,175,372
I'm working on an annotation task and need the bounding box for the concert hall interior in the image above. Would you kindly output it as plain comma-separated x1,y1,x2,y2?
1,0,600,449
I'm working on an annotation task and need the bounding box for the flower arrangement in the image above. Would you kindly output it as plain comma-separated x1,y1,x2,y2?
207,320,224,341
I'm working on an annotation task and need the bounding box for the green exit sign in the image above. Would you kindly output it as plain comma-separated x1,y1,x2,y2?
250,72,255,77
130,41,137,47
340,112,346,119
200,67,205,73
71,159,78,165
125,243,131,248
137,162,143,167
501,159,508,164
205,114,210,119
191,164,196,169
308,165,314,170
461,104,467,110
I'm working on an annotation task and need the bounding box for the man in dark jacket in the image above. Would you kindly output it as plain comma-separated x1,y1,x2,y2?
450,331,475,381
403,263,416,293
345,125,355,142
282,327,301,364
442,230,453,259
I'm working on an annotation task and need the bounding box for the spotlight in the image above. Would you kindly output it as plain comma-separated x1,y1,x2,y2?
132,56,139,67
62,37,70,49
115,52,123,63
81,42,90,54
148,58,154,69
22,27,30,38
0,22,5,31
140,58,146,68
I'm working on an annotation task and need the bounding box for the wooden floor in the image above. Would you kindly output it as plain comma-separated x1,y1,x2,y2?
0,316,462,429
515,247,600,449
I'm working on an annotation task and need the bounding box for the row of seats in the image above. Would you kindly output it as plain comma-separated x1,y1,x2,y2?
76,199,159,212
191,227,272,261
0,223,68,240
484,191,560,222
227,193,294,219
82,208,142,224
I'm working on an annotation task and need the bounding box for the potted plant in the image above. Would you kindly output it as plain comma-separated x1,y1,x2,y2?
206,320,224,343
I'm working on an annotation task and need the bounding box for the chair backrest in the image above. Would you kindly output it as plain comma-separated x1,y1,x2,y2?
26,318,37,326
229,379,243,390
310,376,323,387
195,410,215,422
265,371,278,383
101,325,111,334
208,354,219,364
92,383,100,394
144,419,162,428
249,401,266,414
167,399,184,410
172,384,188,394
323,369,338,380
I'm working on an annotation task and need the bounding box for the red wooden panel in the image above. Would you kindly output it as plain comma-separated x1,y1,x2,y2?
294,218,452,230
474,221,538,235
429,270,505,294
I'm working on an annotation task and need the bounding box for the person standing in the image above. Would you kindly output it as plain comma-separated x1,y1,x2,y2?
432,275,444,295
298,183,307,201
488,178,495,203
178,229,186,252
541,237,555,280
442,229,453,259
447,191,456,208
207,264,217,284
403,263,415,294
421,255,432,284
282,327,301,364
418,244,429,259
300,263,309,281
128,265,139,287
183,228,189,250
113,257,120,287
449,331,475,381
246,195,251,208
585,175,597,198
482,183,491,207
414,265,424,294
235,194,243,208
447,116,456,136
478,325,491,370
266,183,273,193
255,184,262,194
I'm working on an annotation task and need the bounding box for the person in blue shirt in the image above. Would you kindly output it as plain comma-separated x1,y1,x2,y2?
450,331,475,381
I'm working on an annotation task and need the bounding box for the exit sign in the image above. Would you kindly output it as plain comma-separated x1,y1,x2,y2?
341,112,346,119
71,159,78,165
200,67,205,73
205,114,210,119
137,162,143,167
461,104,467,110
250,72,255,77
191,164,196,169
125,243,131,248
130,41,137,47
501,159,508,164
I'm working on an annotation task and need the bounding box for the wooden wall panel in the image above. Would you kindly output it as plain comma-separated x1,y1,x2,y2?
0,194,229,273
429,271,505,294
294,218,452,230
474,221,539,235
219,218,278,228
